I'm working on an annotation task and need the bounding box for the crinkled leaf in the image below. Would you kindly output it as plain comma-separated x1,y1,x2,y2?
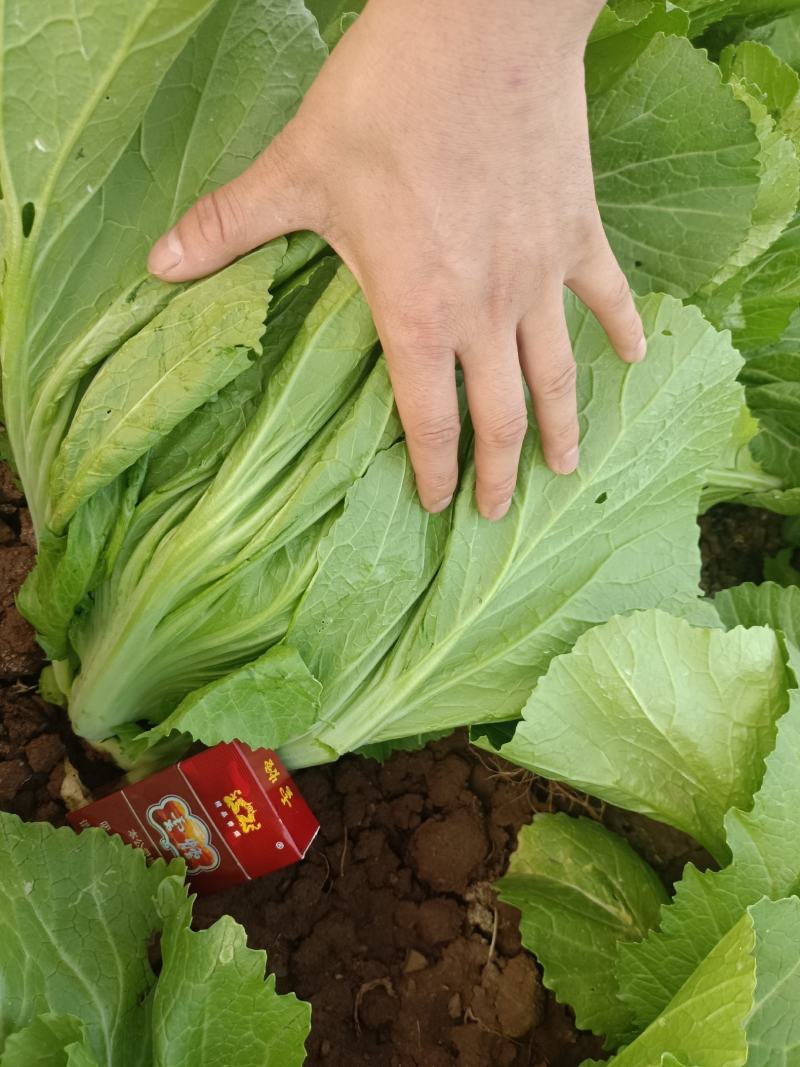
677,0,800,36
606,900,800,1066
493,610,787,860
0,814,178,1064
17,480,124,659
591,33,762,297
142,256,339,498
0,1014,97,1067
0,813,311,1067
144,644,321,748
495,814,668,1047
744,10,800,70
586,3,689,94
604,911,755,1066
617,637,800,1032
719,213,800,351
49,242,286,530
152,879,310,1067
590,0,661,43
719,40,800,116
715,580,800,644
700,75,799,290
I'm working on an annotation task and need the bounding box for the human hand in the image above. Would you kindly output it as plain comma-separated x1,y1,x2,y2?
148,0,645,520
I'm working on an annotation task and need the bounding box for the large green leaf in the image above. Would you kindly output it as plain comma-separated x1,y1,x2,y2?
717,213,800,351
677,0,800,36
48,242,286,530
152,880,310,1067
0,0,216,527
586,2,690,94
0,815,177,1064
496,814,668,1047
590,33,762,297
1,0,327,531
490,610,788,860
67,268,385,741
702,55,800,291
744,10,800,70
616,637,800,1032
0,813,311,1067
714,580,800,642
284,442,450,750
603,900,800,1066
279,293,743,767
144,644,322,748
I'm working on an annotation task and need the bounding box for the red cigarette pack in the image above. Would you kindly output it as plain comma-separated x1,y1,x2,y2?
67,742,319,893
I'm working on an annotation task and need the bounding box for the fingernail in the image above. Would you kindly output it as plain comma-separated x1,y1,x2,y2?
486,497,512,521
149,230,184,276
554,447,580,475
632,336,647,362
429,495,453,514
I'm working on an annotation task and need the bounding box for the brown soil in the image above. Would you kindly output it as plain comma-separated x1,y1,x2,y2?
0,490,784,1066
196,736,612,1067
699,504,786,594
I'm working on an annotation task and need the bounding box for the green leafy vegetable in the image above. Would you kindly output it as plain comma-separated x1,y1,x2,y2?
496,814,668,1046
616,636,800,1032
591,34,762,296
479,609,789,859
0,813,310,1066
608,900,800,1067
5,0,800,775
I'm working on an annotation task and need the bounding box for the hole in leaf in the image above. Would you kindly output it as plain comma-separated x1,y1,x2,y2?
634,260,643,268
594,492,608,504
21,202,35,238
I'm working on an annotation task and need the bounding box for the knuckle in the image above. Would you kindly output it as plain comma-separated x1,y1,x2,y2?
392,311,454,364
193,187,242,248
410,413,462,450
538,360,577,402
479,410,529,450
604,270,634,314
545,419,579,449
482,473,517,501
421,468,458,497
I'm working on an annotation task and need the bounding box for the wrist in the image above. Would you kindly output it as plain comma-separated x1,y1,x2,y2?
534,0,605,43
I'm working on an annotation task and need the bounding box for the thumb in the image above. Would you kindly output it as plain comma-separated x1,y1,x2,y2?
148,133,310,282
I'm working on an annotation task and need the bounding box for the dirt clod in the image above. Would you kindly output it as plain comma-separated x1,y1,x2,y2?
410,808,489,893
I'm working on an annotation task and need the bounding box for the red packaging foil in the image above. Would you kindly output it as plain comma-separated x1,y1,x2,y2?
67,742,319,894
